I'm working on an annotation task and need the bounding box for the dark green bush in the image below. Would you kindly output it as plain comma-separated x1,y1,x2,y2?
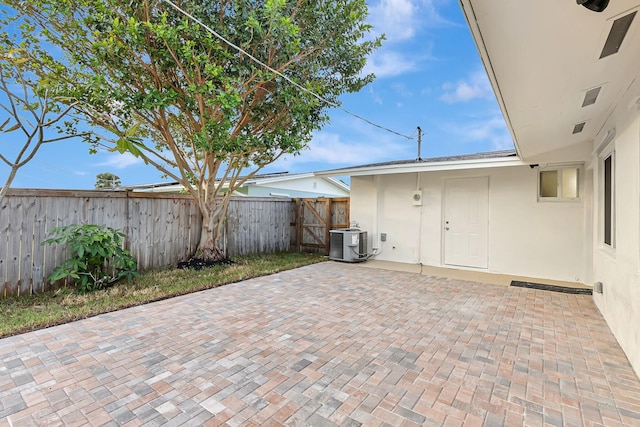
42,224,139,292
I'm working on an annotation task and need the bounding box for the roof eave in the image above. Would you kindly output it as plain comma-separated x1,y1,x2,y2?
458,0,523,158
322,176,350,192
246,172,315,185
315,157,528,177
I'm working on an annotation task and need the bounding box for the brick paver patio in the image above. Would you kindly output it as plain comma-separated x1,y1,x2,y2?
2,262,640,426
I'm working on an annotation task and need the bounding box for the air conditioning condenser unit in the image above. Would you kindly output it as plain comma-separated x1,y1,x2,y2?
329,229,367,262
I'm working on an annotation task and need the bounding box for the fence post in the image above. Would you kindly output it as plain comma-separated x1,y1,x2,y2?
296,199,303,252
324,199,331,255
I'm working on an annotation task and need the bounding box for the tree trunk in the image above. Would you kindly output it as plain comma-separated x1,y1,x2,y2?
0,165,19,204
196,197,227,262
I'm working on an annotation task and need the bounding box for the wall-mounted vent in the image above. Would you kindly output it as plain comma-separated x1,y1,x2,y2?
600,11,637,59
582,86,601,107
572,122,586,134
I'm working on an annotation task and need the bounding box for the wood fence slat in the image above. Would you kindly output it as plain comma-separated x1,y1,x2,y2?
19,197,37,295
46,196,62,290
141,197,152,269
324,199,331,255
296,199,303,252
176,199,187,262
31,196,48,293
44,196,60,292
0,194,10,296
155,199,167,268
129,198,142,267
189,199,200,259
4,196,22,295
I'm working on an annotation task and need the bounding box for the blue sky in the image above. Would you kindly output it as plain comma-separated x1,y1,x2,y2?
1,0,512,190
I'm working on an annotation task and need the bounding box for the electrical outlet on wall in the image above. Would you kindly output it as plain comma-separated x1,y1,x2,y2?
380,233,387,242
412,190,423,206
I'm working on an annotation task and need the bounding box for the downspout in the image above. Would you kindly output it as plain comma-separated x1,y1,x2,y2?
417,172,423,268
374,175,382,254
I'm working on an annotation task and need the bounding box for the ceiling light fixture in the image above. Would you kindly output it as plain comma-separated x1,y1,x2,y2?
577,0,609,12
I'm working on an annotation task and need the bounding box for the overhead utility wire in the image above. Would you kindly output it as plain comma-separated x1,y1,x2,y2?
162,0,414,140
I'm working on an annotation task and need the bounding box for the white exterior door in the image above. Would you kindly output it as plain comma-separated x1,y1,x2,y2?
444,177,489,268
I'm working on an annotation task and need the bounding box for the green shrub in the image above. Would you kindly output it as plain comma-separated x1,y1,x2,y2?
42,224,139,292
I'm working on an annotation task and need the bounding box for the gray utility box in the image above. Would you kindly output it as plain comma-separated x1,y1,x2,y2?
329,229,368,262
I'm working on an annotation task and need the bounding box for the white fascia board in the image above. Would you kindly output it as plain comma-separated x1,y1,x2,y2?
457,0,522,157
321,176,350,192
315,157,527,177
132,183,185,193
247,172,314,185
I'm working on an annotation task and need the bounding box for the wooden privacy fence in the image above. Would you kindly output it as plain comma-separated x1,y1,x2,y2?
0,190,292,297
223,197,291,257
290,197,350,254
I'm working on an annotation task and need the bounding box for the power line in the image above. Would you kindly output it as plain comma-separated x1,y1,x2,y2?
161,0,414,140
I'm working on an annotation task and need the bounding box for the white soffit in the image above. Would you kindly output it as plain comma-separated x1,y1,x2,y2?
460,0,640,162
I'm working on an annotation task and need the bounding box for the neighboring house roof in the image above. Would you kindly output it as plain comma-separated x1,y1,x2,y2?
459,0,640,163
125,171,350,196
315,149,524,177
242,172,350,194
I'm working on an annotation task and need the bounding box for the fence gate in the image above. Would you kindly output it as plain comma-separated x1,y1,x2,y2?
290,198,349,254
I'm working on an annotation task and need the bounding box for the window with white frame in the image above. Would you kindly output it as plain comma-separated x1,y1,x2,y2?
538,166,580,200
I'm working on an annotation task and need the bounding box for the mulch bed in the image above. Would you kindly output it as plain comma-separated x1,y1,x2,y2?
177,258,235,270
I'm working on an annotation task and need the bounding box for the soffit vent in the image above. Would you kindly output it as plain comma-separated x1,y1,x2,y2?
582,86,601,107
573,122,586,134
600,11,637,59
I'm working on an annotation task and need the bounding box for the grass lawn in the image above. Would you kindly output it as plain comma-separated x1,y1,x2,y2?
0,251,326,339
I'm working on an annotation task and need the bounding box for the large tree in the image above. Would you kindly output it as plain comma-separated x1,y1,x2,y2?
2,0,381,260
95,172,121,189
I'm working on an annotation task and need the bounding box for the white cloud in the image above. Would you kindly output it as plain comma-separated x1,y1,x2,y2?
369,0,418,42
368,0,451,43
363,0,442,80
444,115,513,151
491,137,514,151
369,87,383,105
391,83,413,98
363,51,416,78
96,152,143,169
440,69,494,103
268,131,412,171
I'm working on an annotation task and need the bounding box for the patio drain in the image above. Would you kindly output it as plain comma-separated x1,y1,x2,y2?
510,281,592,295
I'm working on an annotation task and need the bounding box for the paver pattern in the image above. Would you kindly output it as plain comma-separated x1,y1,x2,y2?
1,262,640,426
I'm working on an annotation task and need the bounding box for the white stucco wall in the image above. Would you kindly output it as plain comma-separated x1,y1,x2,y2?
351,164,587,282
591,79,640,377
